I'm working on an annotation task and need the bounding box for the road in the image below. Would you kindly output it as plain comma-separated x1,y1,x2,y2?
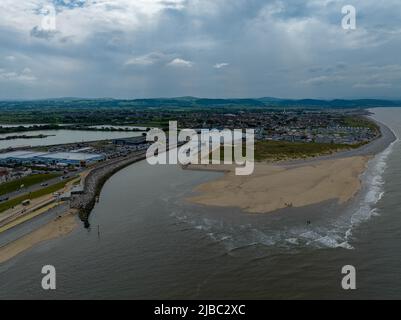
0,172,80,201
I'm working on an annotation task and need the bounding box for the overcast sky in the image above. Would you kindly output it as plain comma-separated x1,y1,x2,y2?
1,0,401,100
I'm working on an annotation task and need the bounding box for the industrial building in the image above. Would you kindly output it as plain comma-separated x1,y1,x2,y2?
113,136,147,146
0,150,105,166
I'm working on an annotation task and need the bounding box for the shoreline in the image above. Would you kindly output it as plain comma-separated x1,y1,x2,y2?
70,150,148,225
187,155,372,214
0,118,395,264
270,118,396,166
0,146,178,264
187,118,396,214
0,209,78,264
71,143,183,225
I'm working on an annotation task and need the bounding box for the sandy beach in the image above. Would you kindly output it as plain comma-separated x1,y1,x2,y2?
188,156,371,214
187,118,397,215
0,210,77,264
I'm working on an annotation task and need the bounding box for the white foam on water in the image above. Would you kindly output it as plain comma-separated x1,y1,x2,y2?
295,132,399,250
167,128,399,253
286,238,299,245
344,137,399,243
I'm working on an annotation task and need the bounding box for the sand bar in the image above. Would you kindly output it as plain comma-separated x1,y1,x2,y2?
188,156,370,214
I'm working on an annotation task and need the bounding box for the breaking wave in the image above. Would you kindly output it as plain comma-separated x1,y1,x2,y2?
167,131,398,253
343,137,398,240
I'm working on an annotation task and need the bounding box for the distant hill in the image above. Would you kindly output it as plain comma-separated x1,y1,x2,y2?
258,97,401,108
0,97,400,110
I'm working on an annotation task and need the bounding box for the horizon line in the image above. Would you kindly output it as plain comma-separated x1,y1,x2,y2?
1,96,401,102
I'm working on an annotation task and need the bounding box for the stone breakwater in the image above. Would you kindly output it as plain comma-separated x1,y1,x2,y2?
70,151,147,221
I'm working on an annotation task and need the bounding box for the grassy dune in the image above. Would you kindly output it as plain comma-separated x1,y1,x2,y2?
253,140,363,161
210,140,365,162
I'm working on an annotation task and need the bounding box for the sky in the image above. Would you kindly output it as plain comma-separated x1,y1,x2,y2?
0,0,401,100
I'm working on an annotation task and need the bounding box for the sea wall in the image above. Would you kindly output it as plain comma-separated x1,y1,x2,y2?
70,151,147,224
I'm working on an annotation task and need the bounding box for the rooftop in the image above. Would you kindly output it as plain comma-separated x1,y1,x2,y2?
40,152,104,161
0,151,35,159
0,151,104,162
11,152,49,159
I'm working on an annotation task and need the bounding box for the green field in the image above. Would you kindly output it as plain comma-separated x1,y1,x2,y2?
0,178,73,213
211,140,364,162
0,173,60,196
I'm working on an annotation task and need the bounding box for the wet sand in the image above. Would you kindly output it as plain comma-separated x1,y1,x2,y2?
0,210,77,264
188,118,396,214
188,156,370,214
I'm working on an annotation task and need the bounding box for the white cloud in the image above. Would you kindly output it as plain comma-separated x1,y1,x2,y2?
5,55,16,61
0,67,37,82
300,75,345,86
167,58,193,68
353,82,392,89
214,62,229,69
125,52,169,66
0,0,187,44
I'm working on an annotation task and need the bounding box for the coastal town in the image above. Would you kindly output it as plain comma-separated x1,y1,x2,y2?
0,107,380,239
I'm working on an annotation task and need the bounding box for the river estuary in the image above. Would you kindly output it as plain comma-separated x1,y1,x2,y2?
0,108,401,299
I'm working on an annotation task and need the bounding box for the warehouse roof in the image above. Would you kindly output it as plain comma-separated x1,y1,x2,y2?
13,152,49,159
0,151,104,162
0,151,34,159
40,152,104,161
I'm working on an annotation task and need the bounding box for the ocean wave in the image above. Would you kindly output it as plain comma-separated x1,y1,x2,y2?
344,137,398,242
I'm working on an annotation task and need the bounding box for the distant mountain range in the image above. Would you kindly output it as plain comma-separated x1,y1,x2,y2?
1,97,400,109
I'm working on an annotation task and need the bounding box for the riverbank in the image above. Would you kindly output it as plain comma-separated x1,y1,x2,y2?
0,149,155,263
70,150,148,221
0,134,55,141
